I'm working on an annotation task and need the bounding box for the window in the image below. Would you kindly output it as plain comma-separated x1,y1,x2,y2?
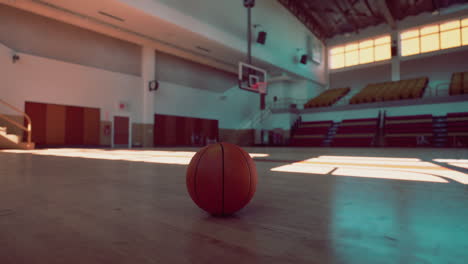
311,35,323,64
401,17,468,57
329,35,391,69
462,18,468,45
330,47,345,69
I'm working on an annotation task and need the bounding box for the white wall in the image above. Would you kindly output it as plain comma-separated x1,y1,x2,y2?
286,80,324,100
265,82,286,105
263,112,298,130
326,6,468,91
0,43,142,122
119,0,326,84
0,4,142,76
266,80,325,108
154,81,259,129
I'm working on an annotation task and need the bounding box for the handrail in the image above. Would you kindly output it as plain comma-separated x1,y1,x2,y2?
0,99,32,145
435,82,450,96
270,98,309,110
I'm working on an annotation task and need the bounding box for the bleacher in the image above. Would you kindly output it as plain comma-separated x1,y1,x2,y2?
287,71,468,148
350,77,428,104
449,71,468,95
290,120,332,146
331,118,378,147
447,112,468,147
304,87,350,108
384,114,433,147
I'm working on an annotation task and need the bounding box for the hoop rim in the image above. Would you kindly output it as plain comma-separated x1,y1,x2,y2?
252,82,268,94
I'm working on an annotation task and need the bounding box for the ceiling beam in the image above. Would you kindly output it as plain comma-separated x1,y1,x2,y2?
277,0,327,40
363,0,379,19
377,0,397,29
332,0,359,34
297,1,331,36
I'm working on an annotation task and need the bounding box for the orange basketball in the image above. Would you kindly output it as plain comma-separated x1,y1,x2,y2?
186,142,257,216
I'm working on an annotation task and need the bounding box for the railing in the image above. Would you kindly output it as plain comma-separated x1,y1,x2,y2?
0,99,32,145
434,83,450,96
270,82,457,112
239,107,272,130
270,98,309,110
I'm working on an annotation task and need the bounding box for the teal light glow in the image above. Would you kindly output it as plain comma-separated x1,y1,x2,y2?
272,155,468,184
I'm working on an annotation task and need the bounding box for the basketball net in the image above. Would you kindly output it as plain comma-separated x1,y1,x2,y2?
252,82,267,94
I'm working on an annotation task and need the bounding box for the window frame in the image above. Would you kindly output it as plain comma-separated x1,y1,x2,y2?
400,17,468,58
329,34,391,70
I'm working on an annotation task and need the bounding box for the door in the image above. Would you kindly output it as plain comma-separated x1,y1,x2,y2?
113,116,130,148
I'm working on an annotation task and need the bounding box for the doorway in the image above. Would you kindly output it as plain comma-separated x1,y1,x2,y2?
113,116,130,148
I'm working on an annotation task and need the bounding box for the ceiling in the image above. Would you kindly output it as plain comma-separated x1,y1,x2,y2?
3,0,284,75
278,0,468,40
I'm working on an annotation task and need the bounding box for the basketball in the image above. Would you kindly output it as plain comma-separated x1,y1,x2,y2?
186,142,257,216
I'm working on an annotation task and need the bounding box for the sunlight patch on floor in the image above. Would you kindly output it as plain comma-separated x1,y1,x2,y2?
272,156,468,184
0,149,269,165
433,159,468,169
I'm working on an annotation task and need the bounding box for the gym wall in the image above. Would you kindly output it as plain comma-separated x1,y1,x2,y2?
24,102,100,147
0,5,143,147
0,4,141,76
327,9,468,92
155,51,236,93
153,51,261,144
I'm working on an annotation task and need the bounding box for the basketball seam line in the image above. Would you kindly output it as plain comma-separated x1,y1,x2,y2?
238,147,253,209
220,143,225,215
193,146,208,205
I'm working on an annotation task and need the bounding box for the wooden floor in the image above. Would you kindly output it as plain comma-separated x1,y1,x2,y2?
0,147,467,264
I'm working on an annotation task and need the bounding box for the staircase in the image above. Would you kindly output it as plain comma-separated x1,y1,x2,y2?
0,99,34,150
322,122,339,147
432,115,448,147
0,126,34,150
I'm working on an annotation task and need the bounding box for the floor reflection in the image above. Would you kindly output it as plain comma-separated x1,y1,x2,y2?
330,176,468,263
0,149,269,165
272,155,468,184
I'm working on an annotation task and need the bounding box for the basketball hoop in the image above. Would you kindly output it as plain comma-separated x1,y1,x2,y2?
252,82,267,94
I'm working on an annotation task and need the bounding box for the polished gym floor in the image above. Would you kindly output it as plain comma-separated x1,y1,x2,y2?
0,147,467,264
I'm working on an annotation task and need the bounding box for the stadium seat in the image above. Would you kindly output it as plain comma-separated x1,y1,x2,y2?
290,120,333,146
304,87,350,108
447,112,468,147
384,114,433,147
350,77,428,104
449,72,463,95
331,118,378,147
464,72,468,94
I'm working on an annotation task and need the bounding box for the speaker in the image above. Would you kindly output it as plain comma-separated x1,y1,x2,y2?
244,0,255,8
149,80,159,91
257,31,267,44
300,54,308,64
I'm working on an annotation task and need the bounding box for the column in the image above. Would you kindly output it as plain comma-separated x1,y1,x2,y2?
391,30,400,81
141,46,156,147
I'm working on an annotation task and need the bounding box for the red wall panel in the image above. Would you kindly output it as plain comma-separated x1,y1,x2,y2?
83,108,100,146
25,101,100,146
65,106,84,145
46,104,66,145
25,101,47,145
154,114,218,146
114,116,129,145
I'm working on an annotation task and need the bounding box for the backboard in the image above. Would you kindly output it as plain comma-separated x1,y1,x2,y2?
238,62,267,94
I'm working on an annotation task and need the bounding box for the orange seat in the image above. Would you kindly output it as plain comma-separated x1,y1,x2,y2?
450,72,463,95
304,87,350,108
401,79,417,99
463,72,468,94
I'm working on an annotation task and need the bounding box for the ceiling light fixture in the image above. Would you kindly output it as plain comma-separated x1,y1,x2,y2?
98,11,125,22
